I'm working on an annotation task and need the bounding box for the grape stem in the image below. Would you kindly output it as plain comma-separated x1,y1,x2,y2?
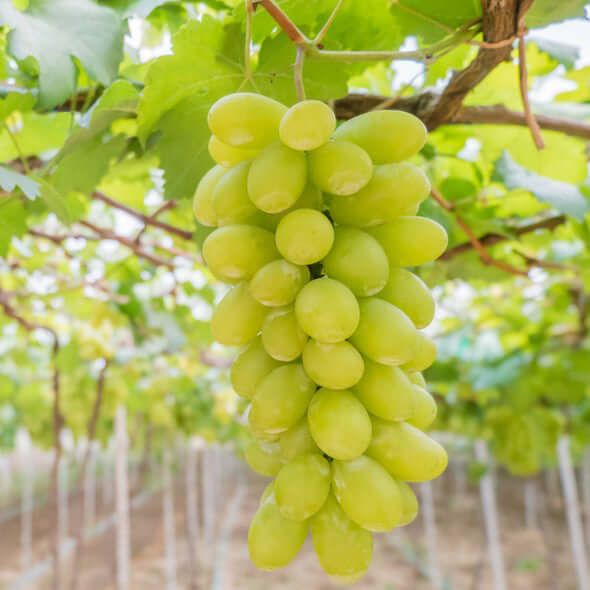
294,46,306,101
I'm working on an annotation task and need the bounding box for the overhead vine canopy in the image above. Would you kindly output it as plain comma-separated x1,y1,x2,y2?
0,0,588,478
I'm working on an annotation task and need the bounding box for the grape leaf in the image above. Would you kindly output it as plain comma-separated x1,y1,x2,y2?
0,89,35,121
0,165,39,199
38,179,86,225
390,0,482,44
0,198,27,256
529,37,579,70
492,151,590,221
525,0,586,28
0,0,124,108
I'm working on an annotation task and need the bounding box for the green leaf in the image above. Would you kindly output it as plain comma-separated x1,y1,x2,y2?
0,165,39,199
525,0,586,28
0,89,35,120
57,80,138,161
38,178,87,225
0,0,124,108
529,37,579,70
390,0,482,44
492,151,590,222
0,198,27,256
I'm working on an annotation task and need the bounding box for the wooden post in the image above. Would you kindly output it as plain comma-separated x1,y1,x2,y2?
163,450,177,590
202,447,214,556
557,436,589,590
17,429,33,570
84,442,97,527
475,440,507,590
420,480,442,588
582,447,590,550
186,438,202,590
115,405,130,590
58,451,69,550
102,439,114,507
524,479,538,529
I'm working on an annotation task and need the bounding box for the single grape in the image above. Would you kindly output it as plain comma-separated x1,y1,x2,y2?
275,209,334,265
279,417,321,462
279,100,336,151
295,278,359,343
230,337,281,400
350,298,418,365
250,259,310,307
208,135,258,167
405,370,426,388
193,165,225,226
244,439,282,477
366,417,448,482
333,110,427,163
202,224,278,282
353,358,414,421
249,364,315,436
211,282,267,346
248,490,308,570
248,142,307,213
308,388,371,461
368,216,448,267
308,140,372,195
261,306,308,362
311,493,372,583
328,162,431,227
302,339,364,390
377,267,435,329
208,93,287,149
332,455,403,532
403,331,436,372
396,480,419,526
407,385,437,430
321,226,389,296
212,160,264,226
275,453,331,520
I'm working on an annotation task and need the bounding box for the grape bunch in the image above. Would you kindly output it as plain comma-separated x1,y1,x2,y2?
194,92,449,582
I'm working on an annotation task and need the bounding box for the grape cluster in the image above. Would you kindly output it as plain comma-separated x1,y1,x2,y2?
194,92,449,582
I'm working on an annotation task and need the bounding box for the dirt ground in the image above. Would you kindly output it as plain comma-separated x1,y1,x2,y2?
0,462,583,590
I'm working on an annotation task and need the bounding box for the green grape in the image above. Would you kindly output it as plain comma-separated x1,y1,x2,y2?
248,142,307,213
332,455,403,531
285,182,323,212
193,165,225,226
295,278,360,343
350,298,417,366
230,337,281,400
211,282,267,346
308,140,373,195
202,225,278,282
279,100,336,151
407,385,437,430
208,135,258,167
396,480,419,526
249,425,281,441
302,339,364,390
333,110,427,163
377,267,435,329
321,226,389,296
275,209,334,265
212,160,264,226
279,417,321,462
260,481,275,505
405,370,426,388
275,453,331,520
328,163,431,227
353,359,414,421
249,364,315,435
248,490,308,570
245,439,282,476
261,306,308,361
250,259,310,307
308,388,371,460
403,331,436,372
208,93,287,149
311,493,373,583
368,217,448,267
366,417,448,482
